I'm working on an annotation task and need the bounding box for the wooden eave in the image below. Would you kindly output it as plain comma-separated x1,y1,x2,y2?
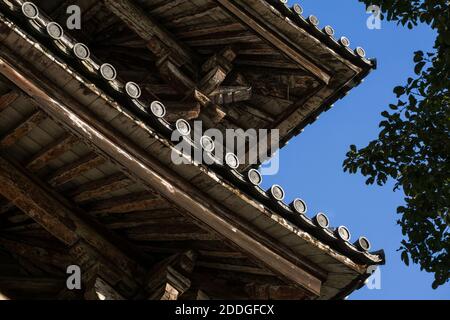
0,9,384,300
24,0,374,155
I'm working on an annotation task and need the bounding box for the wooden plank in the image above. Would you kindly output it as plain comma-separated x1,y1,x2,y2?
0,90,20,112
26,134,79,172
197,261,274,276
0,110,47,149
176,22,245,39
88,192,168,214
125,223,218,242
70,173,133,202
48,153,106,187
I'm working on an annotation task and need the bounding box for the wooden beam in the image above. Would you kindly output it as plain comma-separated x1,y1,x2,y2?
103,0,196,70
197,261,274,276
210,86,252,105
26,134,78,172
93,277,125,300
88,192,168,214
194,90,227,126
0,90,20,112
157,59,196,95
70,173,133,203
216,0,330,84
176,22,245,39
101,210,187,230
165,105,201,122
199,47,236,95
144,84,178,96
0,51,322,297
126,224,219,242
0,110,47,149
48,153,106,187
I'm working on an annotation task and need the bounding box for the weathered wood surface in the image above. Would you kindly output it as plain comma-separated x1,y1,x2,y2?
146,251,197,300
0,155,145,294
0,46,322,297
0,110,47,149
48,153,106,187
0,91,20,112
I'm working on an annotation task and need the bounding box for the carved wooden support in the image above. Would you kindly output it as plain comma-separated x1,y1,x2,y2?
194,90,227,126
210,86,252,105
200,47,237,95
146,251,197,300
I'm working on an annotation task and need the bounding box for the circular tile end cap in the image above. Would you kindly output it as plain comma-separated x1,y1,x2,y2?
22,2,39,19
314,212,330,228
292,198,307,214
175,119,191,136
336,226,351,242
200,136,215,153
125,82,142,99
150,101,166,118
47,22,64,40
225,153,239,169
270,184,285,201
100,63,117,81
73,43,90,60
247,169,262,186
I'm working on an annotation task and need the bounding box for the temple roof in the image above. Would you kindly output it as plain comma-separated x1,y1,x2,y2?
29,0,375,153
0,0,384,300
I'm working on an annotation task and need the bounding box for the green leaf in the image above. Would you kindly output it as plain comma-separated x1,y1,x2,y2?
414,61,426,75
401,251,410,266
393,86,405,97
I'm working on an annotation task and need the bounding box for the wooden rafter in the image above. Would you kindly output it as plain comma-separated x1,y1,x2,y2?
0,110,47,149
70,173,133,203
88,192,168,214
26,134,78,172
48,153,106,187
0,90,20,112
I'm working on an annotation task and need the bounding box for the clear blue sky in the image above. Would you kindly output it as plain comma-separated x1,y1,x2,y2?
261,0,449,299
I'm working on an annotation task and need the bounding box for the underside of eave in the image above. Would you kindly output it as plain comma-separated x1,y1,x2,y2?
0,1,384,300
